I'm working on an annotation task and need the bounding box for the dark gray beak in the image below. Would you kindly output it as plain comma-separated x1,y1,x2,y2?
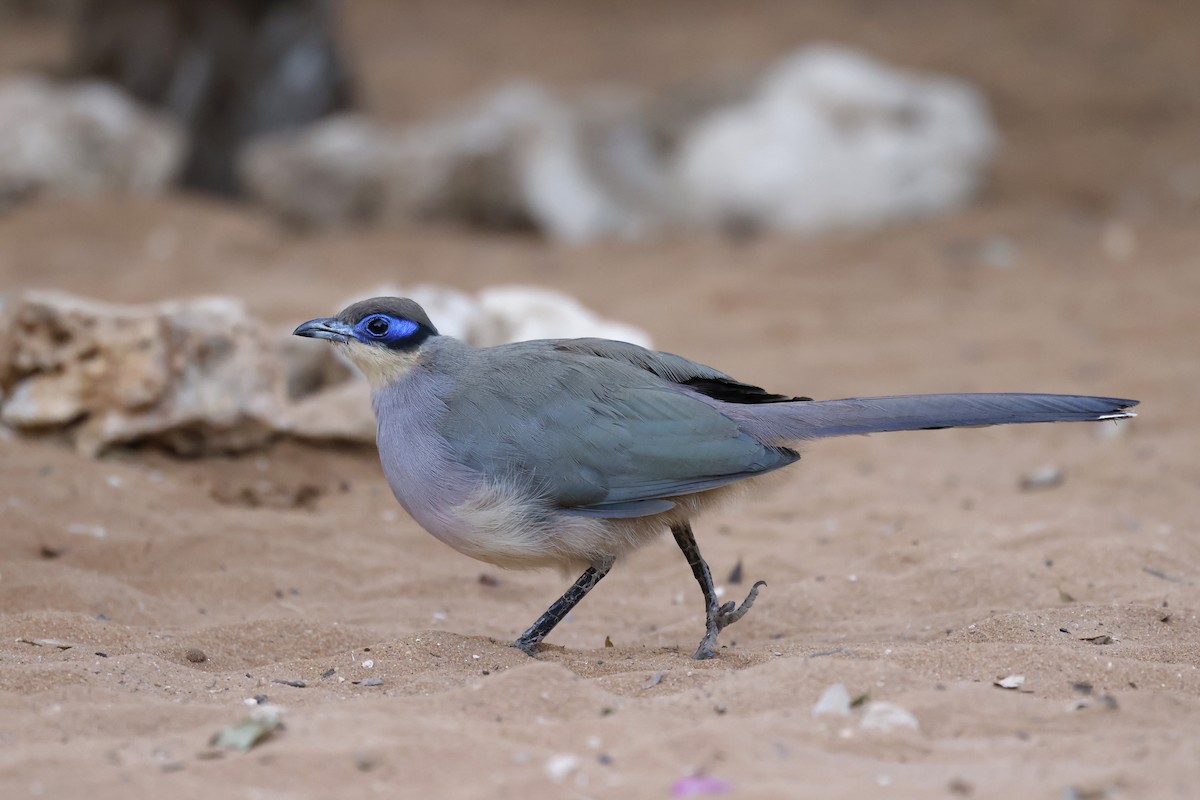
293,317,353,343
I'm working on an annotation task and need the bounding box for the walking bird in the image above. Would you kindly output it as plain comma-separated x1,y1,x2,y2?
295,297,1137,659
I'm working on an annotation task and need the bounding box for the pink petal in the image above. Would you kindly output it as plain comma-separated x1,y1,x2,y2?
671,774,732,797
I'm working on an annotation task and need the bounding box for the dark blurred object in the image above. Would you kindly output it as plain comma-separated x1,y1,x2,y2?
68,0,353,195
0,0,72,17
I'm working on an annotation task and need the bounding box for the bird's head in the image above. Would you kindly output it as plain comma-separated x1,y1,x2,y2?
293,297,438,388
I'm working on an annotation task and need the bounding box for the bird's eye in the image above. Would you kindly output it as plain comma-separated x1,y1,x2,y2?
365,316,390,336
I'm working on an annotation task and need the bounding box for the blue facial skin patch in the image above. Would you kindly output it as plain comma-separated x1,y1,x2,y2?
354,314,422,347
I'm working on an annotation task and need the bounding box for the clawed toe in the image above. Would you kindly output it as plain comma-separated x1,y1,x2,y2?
691,579,768,660
714,580,767,631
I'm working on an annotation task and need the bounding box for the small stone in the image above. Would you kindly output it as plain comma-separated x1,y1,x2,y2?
1020,465,1065,492
994,675,1025,690
859,702,920,733
812,683,852,717
185,648,208,664
1079,634,1114,645
543,754,581,783
948,777,974,795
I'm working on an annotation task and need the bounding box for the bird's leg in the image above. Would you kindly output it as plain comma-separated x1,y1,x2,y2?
671,521,767,660
513,556,615,655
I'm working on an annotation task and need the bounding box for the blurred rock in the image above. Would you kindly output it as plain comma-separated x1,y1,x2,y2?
1019,465,1065,492
240,45,995,241
0,290,284,455
0,286,655,453
238,115,396,229
676,44,998,233
476,286,653,346
0,76,185,214
329,284,652,350
276,379,374,446
812,683,852,717
511,86,671,242
242,84,668,241
859,701,920,733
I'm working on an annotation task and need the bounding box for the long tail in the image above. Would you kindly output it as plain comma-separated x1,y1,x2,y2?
737,393,1138,441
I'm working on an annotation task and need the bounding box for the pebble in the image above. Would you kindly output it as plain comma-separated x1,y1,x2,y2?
812,683,852,717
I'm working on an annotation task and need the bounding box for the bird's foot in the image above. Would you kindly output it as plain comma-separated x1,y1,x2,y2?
692,580,767,660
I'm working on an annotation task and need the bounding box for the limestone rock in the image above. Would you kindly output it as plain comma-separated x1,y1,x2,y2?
242,45,996,240
0,76,185,213
859,701,921,734
241,84,670,241
276,380,374,445
476,286,653,347
0,287,654,453
0,291,284,455
237,115,398,229
675,44,998,233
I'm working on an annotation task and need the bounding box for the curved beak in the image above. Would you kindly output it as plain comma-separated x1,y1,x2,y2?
293,317,353,343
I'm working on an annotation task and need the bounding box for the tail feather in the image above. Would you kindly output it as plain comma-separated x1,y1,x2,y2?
737,393,1138,441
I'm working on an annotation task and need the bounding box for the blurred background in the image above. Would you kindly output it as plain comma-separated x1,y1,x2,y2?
2,5,1198,796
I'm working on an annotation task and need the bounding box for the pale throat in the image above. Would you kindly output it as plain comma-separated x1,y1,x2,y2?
339,341,421,389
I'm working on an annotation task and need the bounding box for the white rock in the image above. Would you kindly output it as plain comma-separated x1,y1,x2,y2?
238,115,396,228
242,84,670,242
243,47,995,240
513,87,669,242
0,75,184,213
476,285,653,347
676,44,997,233
859,701,920,733
4,284,652,452
275,380,374,444
1020,465,1065,492
339,283,652,348
543,753,581,783
281,284,652,445
812,683,852,717
403,284,495,344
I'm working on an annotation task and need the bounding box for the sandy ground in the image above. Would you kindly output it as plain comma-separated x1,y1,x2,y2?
2,2,1199,798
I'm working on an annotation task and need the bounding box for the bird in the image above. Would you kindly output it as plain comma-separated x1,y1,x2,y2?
294,297,1138,660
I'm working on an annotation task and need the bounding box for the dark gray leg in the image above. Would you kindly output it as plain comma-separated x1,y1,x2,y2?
513,556,615,655
671,521,766,659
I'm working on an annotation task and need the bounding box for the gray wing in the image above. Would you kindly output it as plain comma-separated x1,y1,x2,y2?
436,341,797,518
